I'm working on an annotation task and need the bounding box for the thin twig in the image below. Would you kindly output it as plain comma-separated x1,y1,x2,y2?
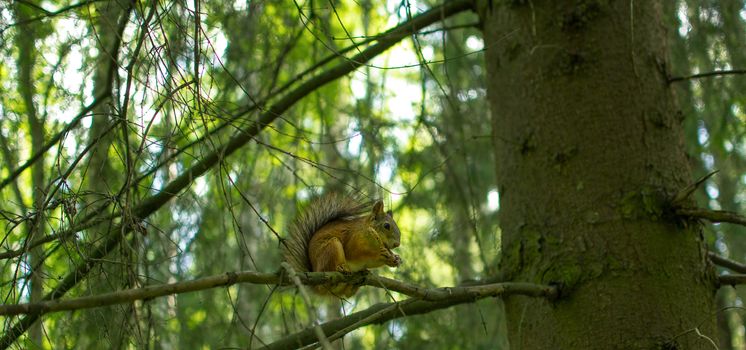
668,69,746,83
0,93,110,192
281,263,332,350
676,208,746,226
671,170,718,206
2,0,109,32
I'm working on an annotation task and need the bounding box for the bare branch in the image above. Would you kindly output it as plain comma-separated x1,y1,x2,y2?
281,263,332,350
668,69,746,83
671,170,718,206
0,93,110,192
2,0,109,32
676,208,746,226
0,269,555,317
718,274,746,286
708,252,746,274
261,282,556,350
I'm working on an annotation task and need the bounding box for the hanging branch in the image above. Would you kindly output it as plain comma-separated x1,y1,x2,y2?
0,1,475,347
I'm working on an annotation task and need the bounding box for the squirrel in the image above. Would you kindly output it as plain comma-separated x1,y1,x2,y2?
283,193,402,296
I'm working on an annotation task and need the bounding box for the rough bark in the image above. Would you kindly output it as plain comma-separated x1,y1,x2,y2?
478,1,716,348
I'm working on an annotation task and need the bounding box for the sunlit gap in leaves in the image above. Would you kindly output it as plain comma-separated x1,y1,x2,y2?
232,0,249,12
465,36,484,51
387,0,422,22
715,236,729,257
345,119,363,157
44,16,88,124
388,320,405,341
677,2,692,37
487,189,500,212
706,182,722,211
152,163,186,193
172,206,201,273
376,154,396,185
15,266,31,303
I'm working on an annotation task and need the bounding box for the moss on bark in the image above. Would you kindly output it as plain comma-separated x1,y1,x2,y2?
478,0,717,348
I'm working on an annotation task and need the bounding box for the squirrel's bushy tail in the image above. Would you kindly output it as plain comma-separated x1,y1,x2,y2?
283,193,374,272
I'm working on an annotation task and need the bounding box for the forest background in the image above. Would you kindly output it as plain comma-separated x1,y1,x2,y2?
2,0,746,349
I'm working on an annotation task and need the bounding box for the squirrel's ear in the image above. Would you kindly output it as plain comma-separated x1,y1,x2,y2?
372,201,384,216
386,210,393,219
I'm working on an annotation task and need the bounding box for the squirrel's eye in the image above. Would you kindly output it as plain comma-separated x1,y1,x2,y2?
383,223,391,230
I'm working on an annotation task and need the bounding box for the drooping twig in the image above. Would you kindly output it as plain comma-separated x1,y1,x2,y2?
281,263,332,350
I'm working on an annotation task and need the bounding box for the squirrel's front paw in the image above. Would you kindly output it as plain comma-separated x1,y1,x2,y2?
386,253,402,267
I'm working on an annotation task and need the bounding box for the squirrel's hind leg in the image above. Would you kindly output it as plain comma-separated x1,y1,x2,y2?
309,237,350,273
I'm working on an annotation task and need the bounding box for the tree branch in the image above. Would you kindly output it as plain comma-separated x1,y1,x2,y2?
281,263,332,350
718,274,746,286
676,208,746,226
0,269,554,317
708,252,746,274
2,0,109,33
0,93,110,192
668,69,746,83
260,282,556,350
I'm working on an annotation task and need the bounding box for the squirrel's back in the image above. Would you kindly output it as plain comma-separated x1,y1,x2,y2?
283,193,374,272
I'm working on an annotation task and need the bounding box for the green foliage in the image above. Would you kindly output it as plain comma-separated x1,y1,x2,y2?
0,1,498,348
2,0,746,348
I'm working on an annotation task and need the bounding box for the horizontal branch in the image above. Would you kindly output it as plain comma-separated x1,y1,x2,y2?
708,252,746,274
668,69,746,83
5,0,109,31
676,208,746,226
261,281,556,350
718,274,746,286
0,269,555,317
0,270,355,316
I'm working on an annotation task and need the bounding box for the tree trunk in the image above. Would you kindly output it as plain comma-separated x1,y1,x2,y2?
478,1,716,348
